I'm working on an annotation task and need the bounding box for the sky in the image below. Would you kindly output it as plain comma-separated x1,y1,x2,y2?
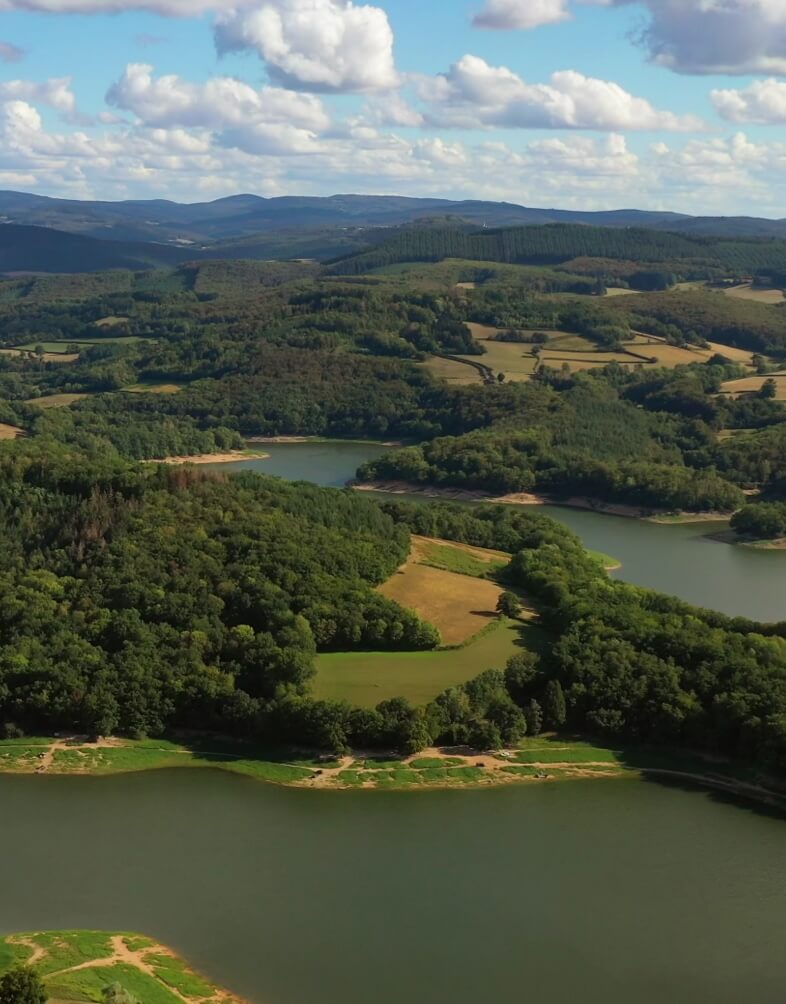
2,0,786,214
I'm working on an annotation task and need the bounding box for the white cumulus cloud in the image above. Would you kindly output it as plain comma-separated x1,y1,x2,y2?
474,0,786,75
214,0,397,93
0,77,79,119
417,56,702,132
712,78,786,124
473,0,573,30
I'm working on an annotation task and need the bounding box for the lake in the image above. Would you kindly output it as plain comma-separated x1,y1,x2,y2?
2,771,785,1004
214,443,786,623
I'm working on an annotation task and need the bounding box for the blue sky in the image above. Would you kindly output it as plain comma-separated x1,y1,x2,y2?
1,0,786,213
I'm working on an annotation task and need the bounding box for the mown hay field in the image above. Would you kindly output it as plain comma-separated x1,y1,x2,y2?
720,372,786,401
0,423,24,439
724,284,785,305
26,393,90,408
421,356,483,385
380,561,504,647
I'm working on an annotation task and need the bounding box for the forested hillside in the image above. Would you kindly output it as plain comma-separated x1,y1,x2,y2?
330,223,786,279
0,451,438,740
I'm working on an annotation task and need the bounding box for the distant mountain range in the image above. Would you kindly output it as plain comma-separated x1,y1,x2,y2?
3,190,786,274
4,190,786,244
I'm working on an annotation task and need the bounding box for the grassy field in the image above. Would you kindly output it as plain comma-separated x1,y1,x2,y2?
0,347,78,363
420,356,483,385
25,392,90,408
0,422,24,439
380,562,504,647
724,284,785,304
415,537,509,578
123,382,183,394
720,372,786,400
313,618,532,706
460,324,539,381
0,930,240,1004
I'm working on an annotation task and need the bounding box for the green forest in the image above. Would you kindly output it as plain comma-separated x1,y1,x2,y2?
1,225,786,779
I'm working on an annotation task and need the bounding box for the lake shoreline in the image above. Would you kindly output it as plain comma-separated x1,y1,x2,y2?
2,736,783,810
353,480,733,525
148,450,270,466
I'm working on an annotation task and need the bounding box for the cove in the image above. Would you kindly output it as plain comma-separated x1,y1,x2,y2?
2,771,785,1004
212,443,786,622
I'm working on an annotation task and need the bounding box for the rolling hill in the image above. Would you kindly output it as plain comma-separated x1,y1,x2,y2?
4,189,786,244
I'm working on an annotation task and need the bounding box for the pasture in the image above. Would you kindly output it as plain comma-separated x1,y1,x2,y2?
313,618,530,707
720,372,786,401
421,355,483,385
0,423,24,439
379,557,505,646
123,382,183,394
26,392,90,408
724,284,785,305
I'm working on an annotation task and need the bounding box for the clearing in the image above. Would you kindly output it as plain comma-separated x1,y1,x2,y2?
314,535,535,706
0,422,24,439
720,371,786,401
0,930,242,1004
379,535,512,646
123,382,183,394
724,284,785,305
421,355,483,385
26,393,90,408
313,618,530,707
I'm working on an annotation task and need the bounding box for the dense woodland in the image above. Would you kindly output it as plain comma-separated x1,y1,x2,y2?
1,231,786,772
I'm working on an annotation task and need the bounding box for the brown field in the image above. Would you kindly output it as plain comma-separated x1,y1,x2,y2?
421,356,483,385
703,341,756,365
638,343,711,366
123,382,183,394
379,537,508,646
25,393,89,408
605,287,639,297
724,284,785,305
720,372,786,401
461,323,538,381
0,423,24,439
95,315,130,327
454,281,477,290
0,348,79,363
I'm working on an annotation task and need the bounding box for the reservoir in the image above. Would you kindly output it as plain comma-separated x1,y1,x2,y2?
216,442,786,622
2,771,785,1004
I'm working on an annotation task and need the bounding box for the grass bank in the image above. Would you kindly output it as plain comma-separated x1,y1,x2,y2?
2,734,783,808
0,930,241,1004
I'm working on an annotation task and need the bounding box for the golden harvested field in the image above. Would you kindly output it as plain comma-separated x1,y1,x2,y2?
605,287,639,297
26,393,89,408
0,423,24,439
720,372,786,400
123,382,183,394
724,284,785,304
95,315,130,327
638,343,711,366
461,323,538,381
0,348,78,363
379,538,508,646
421,356,483,385
703,341,756,365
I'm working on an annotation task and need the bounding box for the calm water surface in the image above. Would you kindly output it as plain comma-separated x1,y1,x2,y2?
2,771,785,1004
216,443,786,622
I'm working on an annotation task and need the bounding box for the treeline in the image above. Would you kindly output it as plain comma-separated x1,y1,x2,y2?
0,453,439,739
358,379,747,513
731,502,786,540
330,223,786,279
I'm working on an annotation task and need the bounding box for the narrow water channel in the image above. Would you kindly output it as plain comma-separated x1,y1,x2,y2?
213,443,786,622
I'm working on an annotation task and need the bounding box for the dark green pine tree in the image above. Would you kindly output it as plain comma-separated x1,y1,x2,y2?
543,679,567,730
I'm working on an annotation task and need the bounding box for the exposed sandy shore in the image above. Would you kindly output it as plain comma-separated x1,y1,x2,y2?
247,435,404,446
149,451,269,466
353,480,730,523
